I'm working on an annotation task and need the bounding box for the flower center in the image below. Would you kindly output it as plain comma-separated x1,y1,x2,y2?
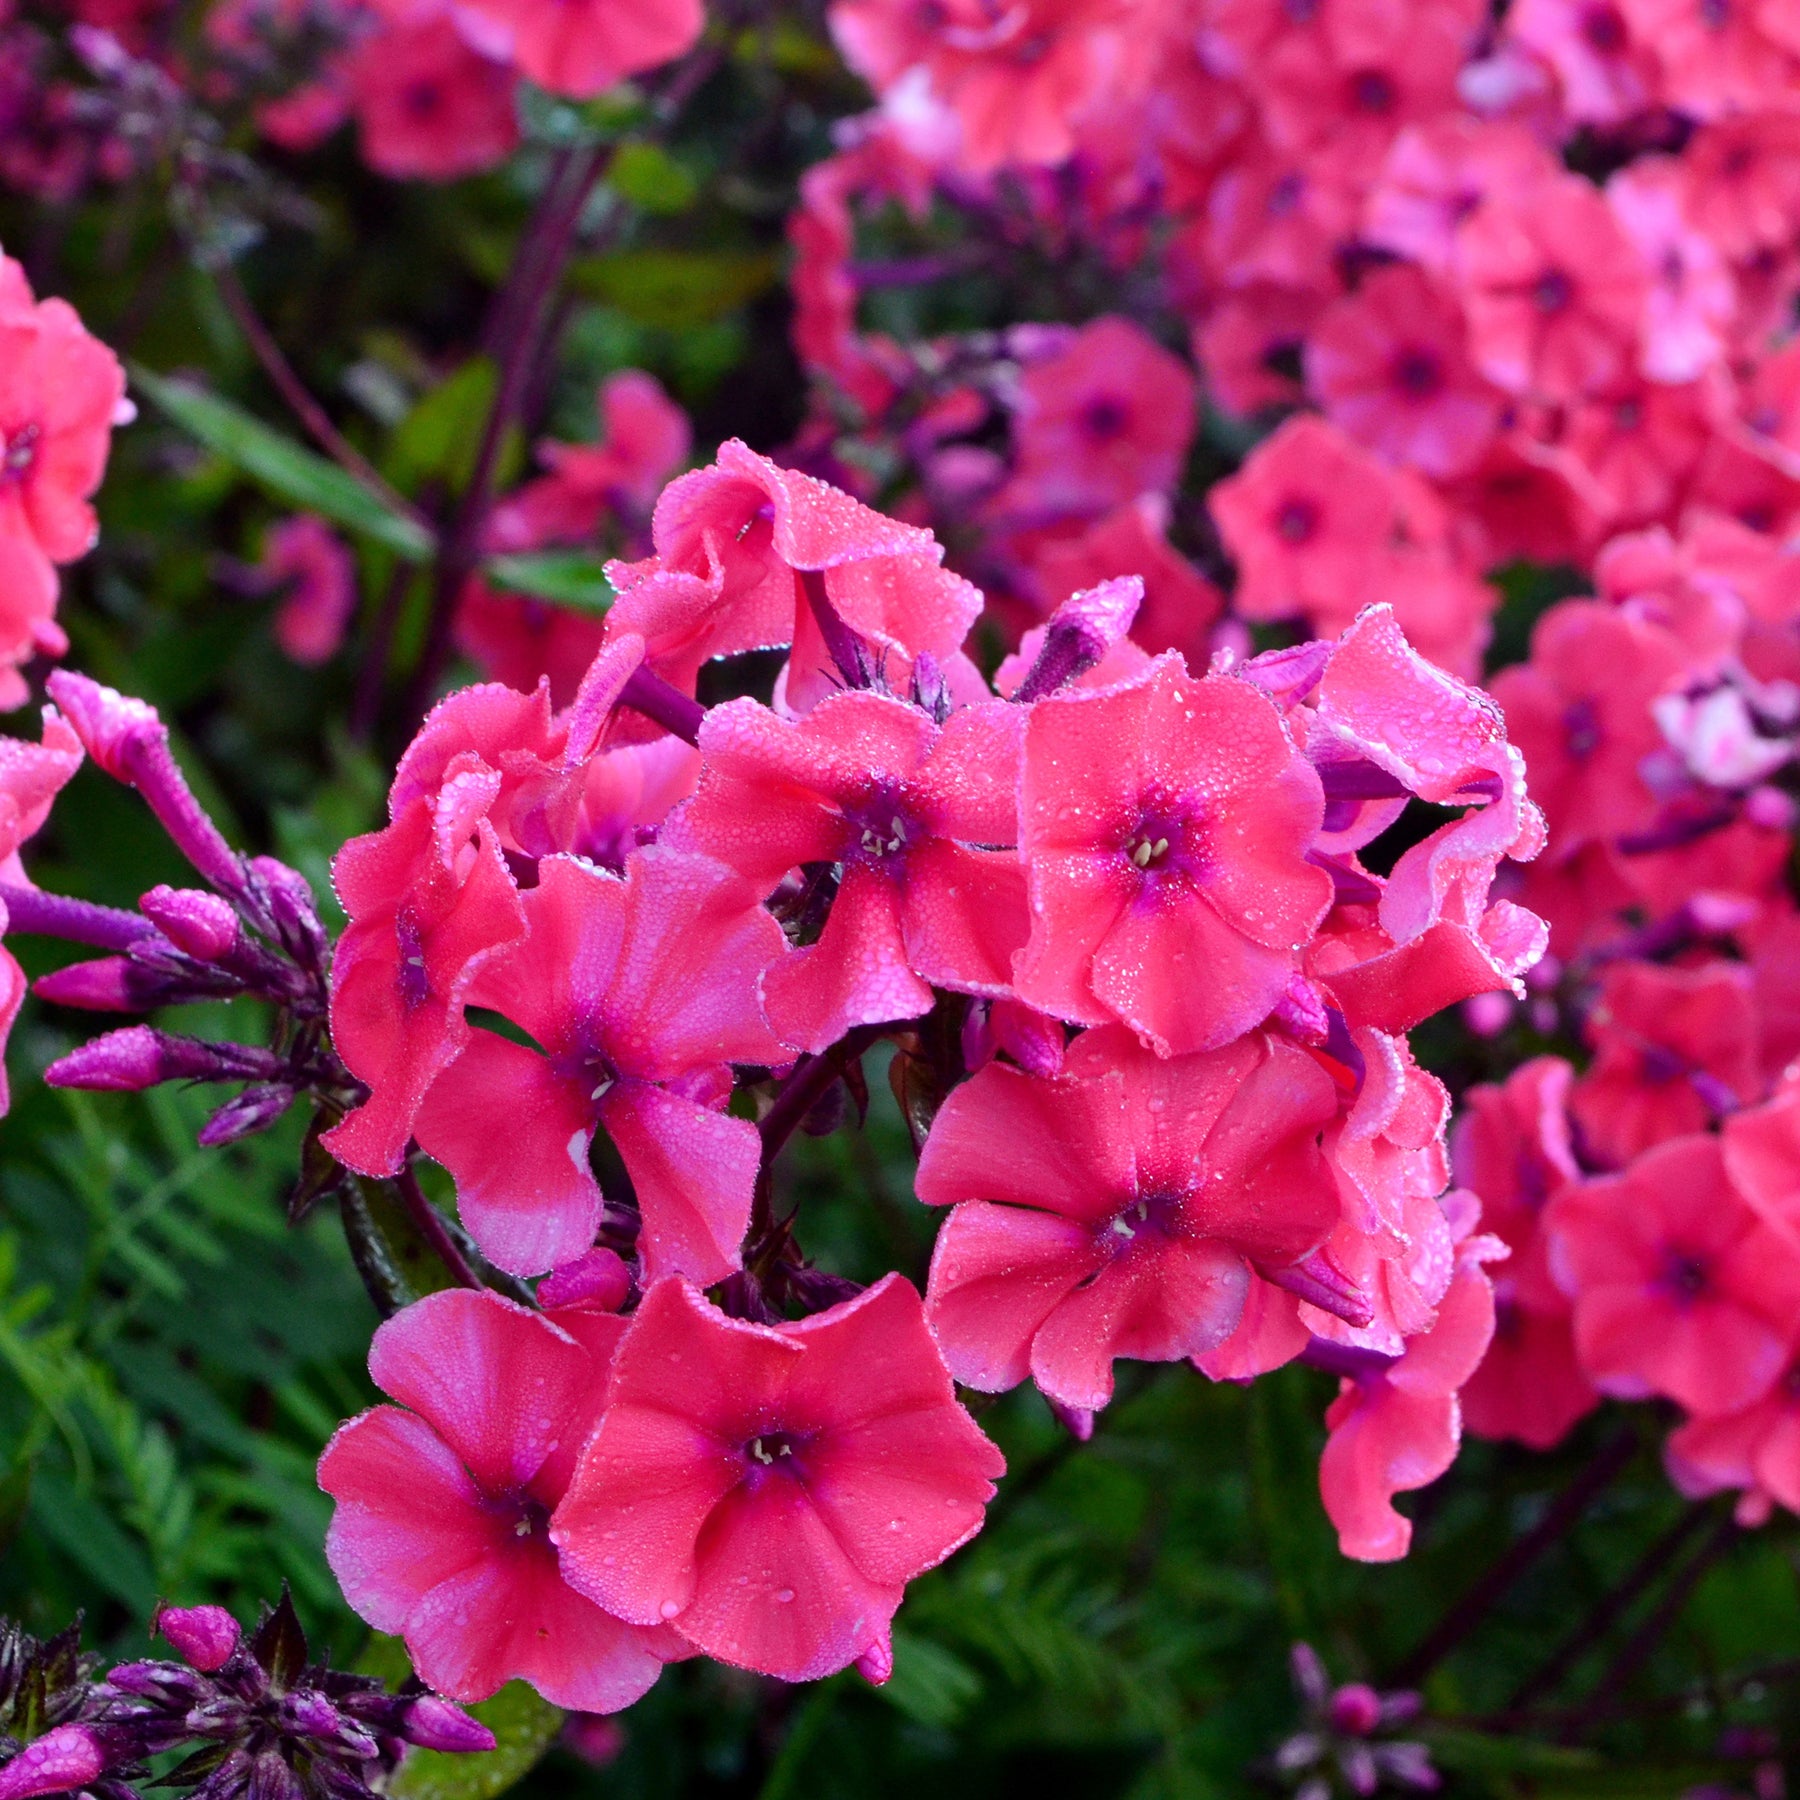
1275,496,1319,543
1533,269,1574,314
1081,395,1130,442
2,422,38,482
1563,696,1602,759
746,1431,800,1468
847,796,912,862
1580,3,1627,51
1392,347,1442,399
1102,1191,1178,1247
1350,69,1396,114
1664,1250,1709,1301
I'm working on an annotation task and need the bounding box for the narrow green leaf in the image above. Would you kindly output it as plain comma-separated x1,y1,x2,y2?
131,365,434,560
386,358,499,498
483,550,615,614
570,248,781,329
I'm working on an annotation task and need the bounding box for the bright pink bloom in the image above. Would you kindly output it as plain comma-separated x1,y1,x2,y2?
993,318,1196,520
1607,159,1737,386
1560,379,1715,531
918,1024,1341,1410
828,0,1143,175
0,253,126,704
1676,114,1800,262
1571,959,1760,1169
1547,1135,1800,1414
1503,0,1657,122
608,440,980,713
1667,1338,1800,1525
1441,430,1613,570
260,515,357,666
1013,654,1333,1054
552,1275,1004,1681
1488,599,1690,853
489,371,690,551
319,1288,674,1711
564,733,700,873
1618,0,1798,116
413,848,786,1280
1452,1057,1598,1449
666,689,1026,1051
349,10,519,182
1190,285,1321,418
1319,1201,1505,1562
462,0,702,98
1210,415,1396,626
1306,265,1500,479
1363,117,1550,279
1455,174,1647,402
1201,133,1362,293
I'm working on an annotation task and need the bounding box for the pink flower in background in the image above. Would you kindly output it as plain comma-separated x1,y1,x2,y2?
260,515,357,666
993,317,1197,519
320,1288,675,1712
1306,264,1500,478
349,9,519,181
1666,1338,1800,1525
1547,1135,1800,1416
463,0,702,99
1503,0,1657,123
1455,174,1647,402
1013,654,1333,1055
413,848,786,1280
552,1275,1004,1681
1363,117,1549,277
918,1025,1341,1410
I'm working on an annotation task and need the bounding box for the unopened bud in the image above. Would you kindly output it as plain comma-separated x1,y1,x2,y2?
46,1026,287,1093
1329,1683,1383,1737
199,1084,297,1147
1011,576,1143,703
246,1747,305,1800
0,1724,107,1800
140,886,240,962
34,955,179,1012
1236,638,1332,706
155,1602,241,1672
47,673,246,898
400,1697,497,1755
853,1633,894,1687
538,1248,632,1314
282,1692,378,1760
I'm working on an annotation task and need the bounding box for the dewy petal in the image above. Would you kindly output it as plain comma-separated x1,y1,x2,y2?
413,1031,603,1278
319,1406,491,1635
600,1081,760,1286
1013,847,1137,1025
761,862,934,1053
899,840,1029,999
915,1060,1135,1219
366,1290,591,1496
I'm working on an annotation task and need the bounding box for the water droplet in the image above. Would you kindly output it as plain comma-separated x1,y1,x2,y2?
776,1588,795,1604
659,1600,681,1620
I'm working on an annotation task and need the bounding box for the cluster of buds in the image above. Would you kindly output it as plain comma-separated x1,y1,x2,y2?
1271,1645,1438,1800
0,1596,492,1800
7,672,360,1148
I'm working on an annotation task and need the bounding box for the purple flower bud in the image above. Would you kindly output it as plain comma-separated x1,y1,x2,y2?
1374,1740,1441,1791
0,883,157,953
538,1248,632,1314
1289,1643,1330,1709
46,1027,289,1093
33,956,173,1012
246,1748,305,1800
1238,639,1333,706
198,1084,297,1148
1339,1740,1380,1797
398,1697,496,1755
853,1633,893,1687
140,887,240,962
1011,576,1143,703
282,1692,379,1760
0,1724,107,1800
46,673,247,899
1328,1683,1384,1737
155,1603,240,1673
101,1657,208,1702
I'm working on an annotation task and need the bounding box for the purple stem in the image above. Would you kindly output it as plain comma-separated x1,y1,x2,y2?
758,1024,888,1167
0,883,157,951
798,569,870,689
1299,1336,1396,1382
394,1160,483,1291
618,667,706,746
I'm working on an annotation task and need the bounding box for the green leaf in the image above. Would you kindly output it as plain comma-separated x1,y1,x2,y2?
131,365,433,560
877,1631,983,1730
483,550,616,614
571,249,781,329
389,1676,564,1800
609,141,700,214
386,359,499,498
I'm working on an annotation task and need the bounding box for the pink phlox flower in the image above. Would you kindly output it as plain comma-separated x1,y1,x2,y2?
918,1023,1342,1410
1454,171,1648,403
551,1274,1005,1682
1502,0,1658,122
260,514,357,666
1439,427,1615,570
459,0,701,98
347,4,518,180
1318,1193,1507,1561
1675,113,1800,263
488,371,690,552
829,0,1145,175
1211,416,1397,628
1013,651,1334,1055
318,1287,676,1712
1306,264,1502,480
1592,522,1750,674
1617,0,1799,117
565,732,700,872
1653,681,1793,790
1561,376,1721,532
665,688,1028,1052
1190,284,1322,418
1489,597,1692,854
986,316,1197,521
1363,116,1551,279
412,847,787,1280
1201,131,1363,293
1665,1336,1800,1527
959,995,1067,1078
607,439,980,718
1324,1025,1453,1252
1546,1133,1800,1414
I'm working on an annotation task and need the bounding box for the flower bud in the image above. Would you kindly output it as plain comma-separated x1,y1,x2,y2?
1328,1682,1383,1737
1011,576,1143,703
198,1084,298,1148
399,1697,497,1755
282,1691,379,1760
538,1248,632,1314
46,673,246,898
46,1026,287,1093
155,1602,241,1672
140,887,240,962
0,1724,107,1800
33,955,180,1012
853,1633,893,1687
